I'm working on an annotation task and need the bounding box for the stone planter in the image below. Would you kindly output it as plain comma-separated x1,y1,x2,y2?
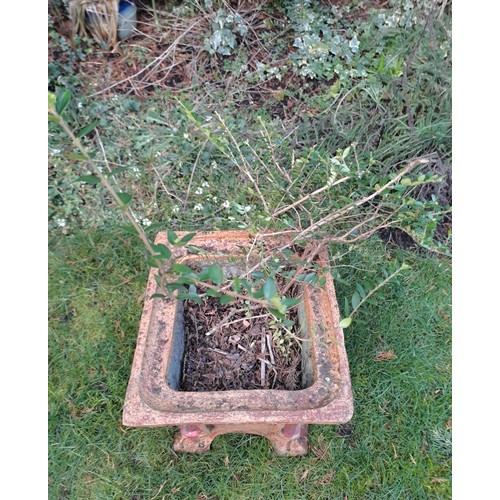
123,230,353,456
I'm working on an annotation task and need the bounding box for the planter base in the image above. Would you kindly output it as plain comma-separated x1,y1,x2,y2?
174,423,308,456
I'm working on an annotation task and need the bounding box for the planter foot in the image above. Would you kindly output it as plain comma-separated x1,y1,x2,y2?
173,423,308,456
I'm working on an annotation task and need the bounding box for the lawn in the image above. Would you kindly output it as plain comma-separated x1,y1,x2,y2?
48,1,452,498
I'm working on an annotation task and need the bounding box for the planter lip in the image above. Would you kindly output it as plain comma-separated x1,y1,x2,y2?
123,230,353,426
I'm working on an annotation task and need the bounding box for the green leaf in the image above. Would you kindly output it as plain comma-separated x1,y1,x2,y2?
55,90,71,115
263,278,277,300
342,146,351,159
76,121,99,138
167,230,179,245
165,283,186,292
180,233,197,245
205,289,221,298
117,192,132,206
400,263,411,271
48,92,57,112
173,263,195,275
268,308,285,320
339,317,352,328
232,277,242,292
251,271,267,279
344,297,350,318
207,265,224,286
150,293,166,299
48,113,60,124
119,224,138,235
75,175,100,184
351,291,361,310
152,244,171,259
185,245,204,255
282,297,302,308
66,153,87,161
110,166,129,176
355,283,366,298
220,295,236,304
147,254,162,268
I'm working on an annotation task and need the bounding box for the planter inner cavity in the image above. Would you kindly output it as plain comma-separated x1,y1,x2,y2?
137,231,343,414
175,282,310,392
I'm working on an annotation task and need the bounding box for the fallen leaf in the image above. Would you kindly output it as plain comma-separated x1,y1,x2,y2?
374,350,395,362
299,469,309,482
446,419,452,430
224,456,230,469
171,487,181,494
431,477,448,484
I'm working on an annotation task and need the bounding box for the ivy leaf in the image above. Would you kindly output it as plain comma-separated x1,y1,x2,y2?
263,278,277,300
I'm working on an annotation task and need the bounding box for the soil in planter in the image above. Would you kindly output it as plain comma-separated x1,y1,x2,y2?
179,295,303,392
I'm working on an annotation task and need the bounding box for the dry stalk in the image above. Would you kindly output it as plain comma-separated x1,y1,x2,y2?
90,16,205,96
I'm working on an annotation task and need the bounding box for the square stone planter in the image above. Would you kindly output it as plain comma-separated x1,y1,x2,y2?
123,230,353,456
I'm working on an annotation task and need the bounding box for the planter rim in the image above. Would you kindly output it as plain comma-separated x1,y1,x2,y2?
123,231,353,426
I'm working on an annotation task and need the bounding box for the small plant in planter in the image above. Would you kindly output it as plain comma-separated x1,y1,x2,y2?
49,90,446,455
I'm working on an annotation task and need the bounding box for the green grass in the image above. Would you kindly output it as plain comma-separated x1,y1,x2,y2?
49,230,451,498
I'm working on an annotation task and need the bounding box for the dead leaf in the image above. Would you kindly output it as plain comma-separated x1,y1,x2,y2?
299,469,309,482
431,477,448,484
224,456,230,469
171,487,181,494
446,419,452,430
318,472,334,485
374,350,395,362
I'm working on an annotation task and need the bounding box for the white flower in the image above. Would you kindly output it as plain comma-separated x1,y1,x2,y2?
183,133,190,140
195,187,203,195
202,181,209,188
77,102,83,109
194,203,203,211
244,206,251,212
222,200,231,209
56,218,66,228
142,217,152,227
51,148,61,156
212,196,218,203
172,206,180,213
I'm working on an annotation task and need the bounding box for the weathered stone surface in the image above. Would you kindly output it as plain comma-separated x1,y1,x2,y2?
123,231,353,456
